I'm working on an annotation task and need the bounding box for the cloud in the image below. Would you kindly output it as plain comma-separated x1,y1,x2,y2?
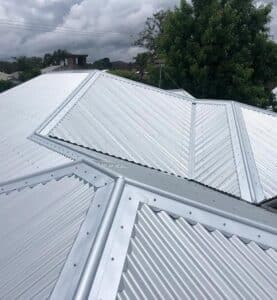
0,0,276,62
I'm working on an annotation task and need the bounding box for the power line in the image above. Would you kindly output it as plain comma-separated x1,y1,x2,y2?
0,18,139,37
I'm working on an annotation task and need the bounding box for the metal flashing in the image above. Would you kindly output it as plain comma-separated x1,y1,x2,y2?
18,71,275,203
89,182,277,300
38,71,98,136
188,102,196,179
0,170,97,299
226,103,250,201
0,159,277,299
232,103,265,203
241,107,277,199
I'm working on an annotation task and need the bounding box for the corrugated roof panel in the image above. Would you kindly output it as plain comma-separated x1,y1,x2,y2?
170,89,195,99
194,104,240,196
50,73,192,177
0,72,88,184
241,108,277,199
0,175,94,299
117,204,277,300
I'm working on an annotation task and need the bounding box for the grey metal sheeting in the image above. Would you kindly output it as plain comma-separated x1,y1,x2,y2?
170,88,195,99
45,71,277,203
194,103,240,196
242,108,277,199
0,175,94,299
0,72,88,183
117,204,277,300
50,73,192,177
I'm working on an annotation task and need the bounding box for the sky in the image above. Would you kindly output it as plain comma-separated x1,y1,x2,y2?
0,0,276,62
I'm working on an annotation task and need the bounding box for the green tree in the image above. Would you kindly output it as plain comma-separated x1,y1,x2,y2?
137,0,277,107
0,80,14,93
52,49,68,65
19,68,41,82
43,53,54,67
135,10,167,60
92,58,112,70
134,52,151,81
16,56,43,72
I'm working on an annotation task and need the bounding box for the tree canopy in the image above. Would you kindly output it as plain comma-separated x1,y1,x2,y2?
136,0,277,107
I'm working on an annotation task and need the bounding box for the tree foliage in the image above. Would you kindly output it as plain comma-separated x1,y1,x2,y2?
134,10,167,60
134,52,151,80
92,57,112,70
43,49,69,66
136,0,277,107
0,80,14,93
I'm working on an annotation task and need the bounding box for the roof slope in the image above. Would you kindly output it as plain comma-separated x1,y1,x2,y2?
0,175,94,299
49,73,192,177
33,71,277,203
117,205,277,300
1,70,276,203
241,108,277,199
0,161,276,300
0,72,89,183
170,88,195,99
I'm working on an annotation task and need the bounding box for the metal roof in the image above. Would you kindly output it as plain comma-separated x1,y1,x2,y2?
28,70,277,203
170,88,195,99
117,205,277,300
1,70,277,298
0,72,89,183
0,174,94,299
0,160,276,300
241,107,277,199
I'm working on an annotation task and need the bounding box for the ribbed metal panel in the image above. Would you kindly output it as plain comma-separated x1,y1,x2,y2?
242,108,277,199
194,104,240,196
117,205,277,300
0,73,88,184
170,89,195,99
51,73,192,177
0,175,94,299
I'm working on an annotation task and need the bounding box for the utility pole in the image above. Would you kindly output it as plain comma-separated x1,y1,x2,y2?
159,63,163,88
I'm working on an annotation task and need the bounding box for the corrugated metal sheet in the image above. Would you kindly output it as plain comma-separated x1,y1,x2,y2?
50,73,192,177
0,175,94,299
170,89,195,99
194,104,240,196
242,108,277,199
3,70,272,203
117,204,277,300
0,72,88,184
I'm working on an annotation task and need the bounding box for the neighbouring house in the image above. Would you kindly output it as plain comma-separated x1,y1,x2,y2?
0,71,11,81
9,71,21,80
0,71,276,299
64,53,88,68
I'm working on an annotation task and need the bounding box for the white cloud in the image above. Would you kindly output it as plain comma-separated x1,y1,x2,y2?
0,0,276,62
